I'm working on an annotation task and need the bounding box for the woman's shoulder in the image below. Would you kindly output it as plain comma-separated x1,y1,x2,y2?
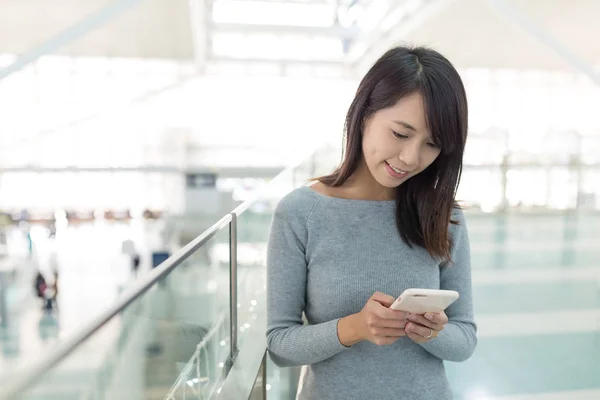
274,185,322,218
451,205,466,222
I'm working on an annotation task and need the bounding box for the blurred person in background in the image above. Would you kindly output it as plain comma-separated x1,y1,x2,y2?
267,45,475,399
34,271,47,309
50,269,59,311
122,238,141,277
132,252,141,277
34,270,55,311
25,226,33,259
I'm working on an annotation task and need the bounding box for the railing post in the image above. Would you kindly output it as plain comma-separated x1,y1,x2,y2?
225,212,239,375
261,352,267,399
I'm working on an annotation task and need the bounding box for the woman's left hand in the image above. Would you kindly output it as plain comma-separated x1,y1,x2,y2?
405,311,448,343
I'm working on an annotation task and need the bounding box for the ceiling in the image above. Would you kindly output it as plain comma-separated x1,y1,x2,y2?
356,0,600,75
0,0,194,59
0,0,598,73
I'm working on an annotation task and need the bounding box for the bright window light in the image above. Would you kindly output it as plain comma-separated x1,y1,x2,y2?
465,388,493,400
338,3,364,27
212,33,343,61
0,53,16,68
357,0,391,31
212,0,335,27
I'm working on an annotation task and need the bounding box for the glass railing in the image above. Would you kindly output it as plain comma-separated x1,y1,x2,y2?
0,144,338,400
162,145,336,400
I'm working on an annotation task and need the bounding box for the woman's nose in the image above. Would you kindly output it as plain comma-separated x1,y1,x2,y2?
398,142,420,170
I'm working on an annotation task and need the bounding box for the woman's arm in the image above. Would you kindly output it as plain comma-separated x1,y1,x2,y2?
266,194,350,367
418,209,477,362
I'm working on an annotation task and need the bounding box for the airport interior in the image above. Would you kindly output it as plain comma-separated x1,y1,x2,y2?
0,0,599,399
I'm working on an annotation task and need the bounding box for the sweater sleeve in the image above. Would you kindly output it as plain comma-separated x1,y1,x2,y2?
266,192,349,367
419,208,478,362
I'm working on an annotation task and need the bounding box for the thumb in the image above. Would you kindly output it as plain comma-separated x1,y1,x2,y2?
371,291,396,308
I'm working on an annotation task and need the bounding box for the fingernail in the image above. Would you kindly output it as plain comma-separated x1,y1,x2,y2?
425,313,433,320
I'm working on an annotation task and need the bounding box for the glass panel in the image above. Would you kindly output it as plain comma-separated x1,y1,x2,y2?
217,145,339,400
164,308,229,400
235,198,271,353
1,227,231,400
266,357,301,400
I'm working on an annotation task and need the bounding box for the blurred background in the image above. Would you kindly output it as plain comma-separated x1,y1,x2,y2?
0,0,598,399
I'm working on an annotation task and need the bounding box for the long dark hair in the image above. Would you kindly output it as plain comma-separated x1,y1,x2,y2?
318,46,468,262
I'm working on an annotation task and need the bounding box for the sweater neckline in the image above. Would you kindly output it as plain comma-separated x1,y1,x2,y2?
301,185,396,206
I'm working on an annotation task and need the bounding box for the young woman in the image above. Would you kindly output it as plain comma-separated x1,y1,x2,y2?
266,46,476,399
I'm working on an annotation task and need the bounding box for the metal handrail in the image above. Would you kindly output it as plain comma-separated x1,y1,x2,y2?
0,212,233,399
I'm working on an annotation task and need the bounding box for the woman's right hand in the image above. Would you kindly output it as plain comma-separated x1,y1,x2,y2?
338,292,408,346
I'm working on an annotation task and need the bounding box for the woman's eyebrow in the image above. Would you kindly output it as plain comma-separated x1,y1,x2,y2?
392,120,417,132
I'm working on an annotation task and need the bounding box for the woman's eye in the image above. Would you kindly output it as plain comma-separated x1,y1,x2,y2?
392,131,408,139
427,142,440,149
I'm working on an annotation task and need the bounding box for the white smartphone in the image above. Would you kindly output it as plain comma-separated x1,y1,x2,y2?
389,288,459,314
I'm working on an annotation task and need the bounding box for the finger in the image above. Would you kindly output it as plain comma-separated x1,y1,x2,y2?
374,337,401,346
371,292,397,308
407,314,444,331
374,305,408,321
406,329,427,344
367,315,407,329
373,327,406,337
406,322,437,339
380,318,407,329
369,297,408,320
424,311,448,325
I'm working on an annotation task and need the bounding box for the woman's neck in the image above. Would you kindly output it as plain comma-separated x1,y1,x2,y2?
341,159,395,201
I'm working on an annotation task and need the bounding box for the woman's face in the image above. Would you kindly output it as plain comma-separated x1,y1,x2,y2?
361,92,441,189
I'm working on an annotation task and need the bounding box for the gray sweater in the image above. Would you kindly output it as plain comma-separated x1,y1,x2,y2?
266,186,477,400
